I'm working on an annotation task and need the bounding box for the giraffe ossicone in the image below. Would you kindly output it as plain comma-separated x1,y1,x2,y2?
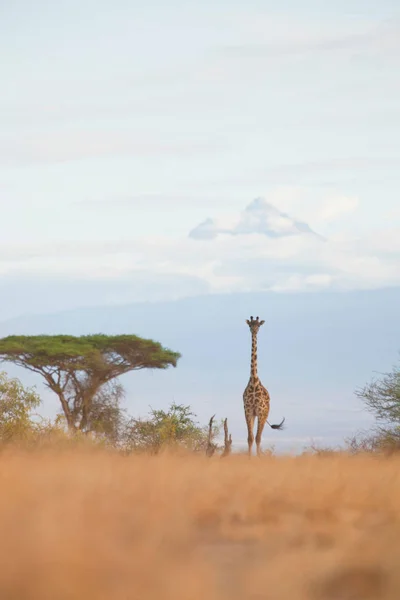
243,315,285,457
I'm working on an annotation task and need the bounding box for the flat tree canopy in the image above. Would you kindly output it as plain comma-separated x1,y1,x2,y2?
0,334,180,431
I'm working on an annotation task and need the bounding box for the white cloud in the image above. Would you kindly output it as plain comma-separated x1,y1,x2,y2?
218,18,400,61
270,273,333,292
0,196,399,316
0,130,222,167
313,194,359,223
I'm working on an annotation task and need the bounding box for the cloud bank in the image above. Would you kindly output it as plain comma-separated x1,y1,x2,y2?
0,195,399,318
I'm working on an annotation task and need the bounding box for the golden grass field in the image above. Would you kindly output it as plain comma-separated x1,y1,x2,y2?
1,447,400,600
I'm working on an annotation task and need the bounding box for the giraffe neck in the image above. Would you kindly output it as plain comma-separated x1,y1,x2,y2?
250,332,259,381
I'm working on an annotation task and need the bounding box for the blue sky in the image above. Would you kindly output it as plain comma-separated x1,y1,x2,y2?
1,0,399,318
1,0,400,450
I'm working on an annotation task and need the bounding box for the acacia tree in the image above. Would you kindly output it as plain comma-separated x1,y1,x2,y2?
0,334,180,432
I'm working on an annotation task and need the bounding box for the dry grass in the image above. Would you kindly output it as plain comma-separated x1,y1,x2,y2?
1,447,400,599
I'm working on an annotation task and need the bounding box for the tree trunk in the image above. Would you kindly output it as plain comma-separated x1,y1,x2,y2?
78,383,103,433
56,391,76,432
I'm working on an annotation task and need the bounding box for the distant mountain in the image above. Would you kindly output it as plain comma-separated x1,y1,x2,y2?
1,287,399,453
189,197,323,240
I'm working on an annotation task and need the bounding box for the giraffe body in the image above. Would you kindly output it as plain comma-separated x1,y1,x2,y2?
243,316,284,456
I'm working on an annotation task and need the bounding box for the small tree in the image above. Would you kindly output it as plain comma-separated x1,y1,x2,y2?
0,371,41,443
355,361,400,430
123,403,218,454
0,335,180,433
352,359,400,452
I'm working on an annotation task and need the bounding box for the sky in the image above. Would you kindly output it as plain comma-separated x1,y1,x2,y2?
0,0,400,319
0,1,400,450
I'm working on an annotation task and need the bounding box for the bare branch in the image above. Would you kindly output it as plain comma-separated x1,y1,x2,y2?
221,418,232,458
206,414,217,457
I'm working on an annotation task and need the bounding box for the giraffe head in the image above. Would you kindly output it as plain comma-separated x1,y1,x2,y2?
246,315,265,335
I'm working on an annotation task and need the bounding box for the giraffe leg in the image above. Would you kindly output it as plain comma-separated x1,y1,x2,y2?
245,413,255,457
255,416,267,457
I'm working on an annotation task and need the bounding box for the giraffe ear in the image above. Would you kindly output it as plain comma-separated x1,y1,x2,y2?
246,319,250,325
260,320,265,326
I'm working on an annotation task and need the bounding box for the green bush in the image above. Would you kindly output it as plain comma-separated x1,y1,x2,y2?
122,403,220,454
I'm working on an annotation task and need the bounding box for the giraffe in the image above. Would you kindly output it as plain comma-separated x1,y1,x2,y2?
243,316,285,457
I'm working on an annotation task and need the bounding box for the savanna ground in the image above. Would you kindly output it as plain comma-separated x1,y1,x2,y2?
1,447,400,600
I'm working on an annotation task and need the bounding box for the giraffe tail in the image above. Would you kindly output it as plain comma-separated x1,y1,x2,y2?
267,417,285,430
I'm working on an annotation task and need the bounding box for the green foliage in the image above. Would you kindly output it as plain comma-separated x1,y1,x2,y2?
84,380,128,446
355,360,400,427
348,360,400,454
122,403,219,454
0,334,180,372
0,334,181,432
0,370,220,455
0,371,41,443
